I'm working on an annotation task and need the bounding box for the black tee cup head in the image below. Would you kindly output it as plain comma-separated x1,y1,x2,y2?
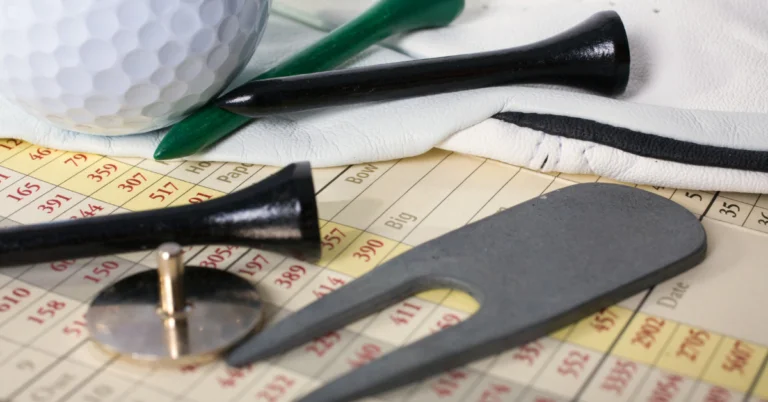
225,183,707,402
0,162,321,268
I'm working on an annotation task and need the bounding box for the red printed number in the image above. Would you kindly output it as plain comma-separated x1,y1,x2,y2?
82,261,120,284
273,265,306,289
631,316,665,349
348,343,383,368
352,239,384,262
389,301,423,326
62,315,88,337
70,203,104,220
64,154,88,166
722,341,755,374
321,227,346,251
703,386,731,402
6,182,41,201
117,172,147,192
432,313,462,333
557,350,590,378
478,383,512,402
36,193,72,214
87,163,118,182
188,192,213,204
0,138,23,150
676,329,710,362
50,260,77,272
649,373,684,402
28,148,52,160
600,360,637,395
149,181,179,202
512,341,545,366
199,246,239,269
255,374,295,402
312,275,346,299
590,308,619,333
217,364,254,388
0,288,31,313
305,331,341,357
238,254,270,276
430,370,468,398
27,300,67,324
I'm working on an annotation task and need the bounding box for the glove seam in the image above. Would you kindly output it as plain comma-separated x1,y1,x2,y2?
493,112,768,174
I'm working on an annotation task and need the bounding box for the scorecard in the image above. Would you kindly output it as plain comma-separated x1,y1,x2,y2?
0,141,767,402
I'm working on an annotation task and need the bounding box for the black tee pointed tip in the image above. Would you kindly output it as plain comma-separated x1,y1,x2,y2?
215,92,257,118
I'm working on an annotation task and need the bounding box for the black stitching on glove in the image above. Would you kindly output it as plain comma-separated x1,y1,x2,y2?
494,112,768,174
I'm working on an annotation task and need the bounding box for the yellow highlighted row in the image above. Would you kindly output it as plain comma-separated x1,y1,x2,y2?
318,223,478,313
31,152,102,185
60,159,132,195
610,312,767,393
0,139,33,163
538,306,768,394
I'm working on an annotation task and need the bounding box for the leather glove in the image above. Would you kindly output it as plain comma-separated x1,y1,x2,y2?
2,0,768,193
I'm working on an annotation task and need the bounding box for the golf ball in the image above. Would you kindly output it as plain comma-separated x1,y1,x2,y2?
0,0,270,135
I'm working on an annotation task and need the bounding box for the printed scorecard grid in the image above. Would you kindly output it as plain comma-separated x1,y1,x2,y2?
0,140,766,402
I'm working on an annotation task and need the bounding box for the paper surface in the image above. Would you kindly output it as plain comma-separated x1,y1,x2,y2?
0,140,768,402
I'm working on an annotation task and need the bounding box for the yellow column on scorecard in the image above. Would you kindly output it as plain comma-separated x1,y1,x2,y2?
169,186,225,207
0,139,32,162
2,146,64,174
315,222,362,267
566,306,633,353
60,159,131,195
416,289,450,305
751,365,768,400
123,177,194,211
31,152,102,185
441,290,480,314
91,167,163,206
612,313,678,365
326,232,397,277
656,324,722,378
701,337,767,393
550,324,574,341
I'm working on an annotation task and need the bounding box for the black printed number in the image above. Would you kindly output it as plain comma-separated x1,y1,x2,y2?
758,212,768,226
719,202,740,218
685,192,703,201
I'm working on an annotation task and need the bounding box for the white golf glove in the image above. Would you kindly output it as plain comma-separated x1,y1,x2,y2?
2,0,768,193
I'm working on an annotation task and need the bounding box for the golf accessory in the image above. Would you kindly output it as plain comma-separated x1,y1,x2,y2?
152,0,466,160
0,0,270,135
219,11,630,117
226,183,707,402
0,162,320,268
86,242,265,364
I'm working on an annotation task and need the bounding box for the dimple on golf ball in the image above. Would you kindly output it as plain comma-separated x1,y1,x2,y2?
0,0,270,135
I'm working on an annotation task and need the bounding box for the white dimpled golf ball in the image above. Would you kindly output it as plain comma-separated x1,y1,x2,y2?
0,0,270,135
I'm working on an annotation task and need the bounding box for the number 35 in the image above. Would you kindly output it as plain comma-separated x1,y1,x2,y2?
719,202,740,218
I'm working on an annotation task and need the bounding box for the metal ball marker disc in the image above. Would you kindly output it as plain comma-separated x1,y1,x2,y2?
85,243,264,365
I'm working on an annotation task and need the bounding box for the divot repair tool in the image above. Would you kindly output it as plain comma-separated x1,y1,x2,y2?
225,183,707,402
